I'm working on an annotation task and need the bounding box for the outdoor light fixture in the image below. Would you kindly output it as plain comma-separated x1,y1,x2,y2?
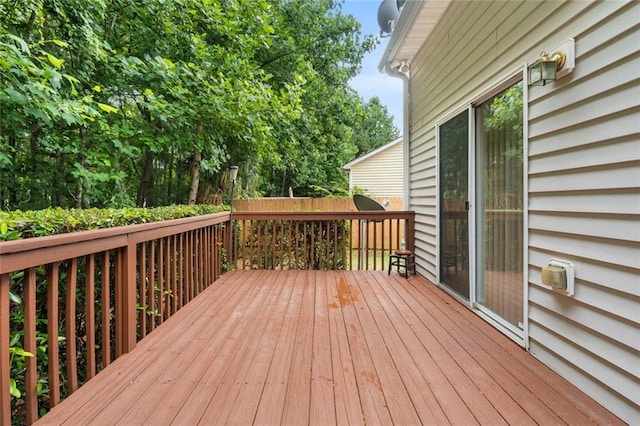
528,51,565,86
528,39,575,87
228,165,239,264
229,165,239,184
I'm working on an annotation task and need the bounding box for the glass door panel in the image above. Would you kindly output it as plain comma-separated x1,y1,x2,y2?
439,111,469,299
475,82,524,328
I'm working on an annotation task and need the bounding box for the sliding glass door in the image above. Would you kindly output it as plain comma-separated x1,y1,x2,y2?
475,81,524,329
439,110,469,299
438,80,524,332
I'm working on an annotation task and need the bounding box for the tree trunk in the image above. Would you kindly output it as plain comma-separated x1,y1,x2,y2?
75,129,88,208
166,149,175,203
75,157,85,209
188,150,202,205
136,150,154,207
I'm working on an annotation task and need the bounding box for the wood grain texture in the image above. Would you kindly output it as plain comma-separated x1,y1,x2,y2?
36,270,622,426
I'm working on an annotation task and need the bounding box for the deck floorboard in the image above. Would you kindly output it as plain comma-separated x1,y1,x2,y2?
37,270,622,425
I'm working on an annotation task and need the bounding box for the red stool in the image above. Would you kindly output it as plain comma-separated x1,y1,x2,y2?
388,250,416,278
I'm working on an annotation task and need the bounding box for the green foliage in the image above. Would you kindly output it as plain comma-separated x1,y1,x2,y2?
241,220,350,270
483,83,523,136
0,0,394,210
4,204,228,421
351,97,400,157
0,204,226,241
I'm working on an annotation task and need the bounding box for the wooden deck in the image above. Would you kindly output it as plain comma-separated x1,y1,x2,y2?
36,270,621,425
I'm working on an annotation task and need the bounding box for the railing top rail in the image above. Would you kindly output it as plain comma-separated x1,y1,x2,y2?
0,212,230,254
0,212,230,275
233,211,415,221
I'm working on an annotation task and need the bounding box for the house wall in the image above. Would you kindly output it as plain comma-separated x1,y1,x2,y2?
348,141,404,196
405,0,639,422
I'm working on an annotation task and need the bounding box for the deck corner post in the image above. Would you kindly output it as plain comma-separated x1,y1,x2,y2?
120,239,138,354
406,213,415,253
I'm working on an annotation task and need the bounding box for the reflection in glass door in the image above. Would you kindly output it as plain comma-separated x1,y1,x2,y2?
439,111,469,299
475,81,524,329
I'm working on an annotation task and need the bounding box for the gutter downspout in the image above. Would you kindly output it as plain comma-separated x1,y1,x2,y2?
382,62,410,211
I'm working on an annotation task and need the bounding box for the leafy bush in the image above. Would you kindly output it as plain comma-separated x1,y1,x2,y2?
240,220,350,270
2,204,228,423
0,205,227,241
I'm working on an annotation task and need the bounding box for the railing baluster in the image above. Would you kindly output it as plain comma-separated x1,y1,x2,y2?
295,221,300,269
319,221,325,269
183,233,189,303
140,243,147,338
203,230,209,289
317,221,323,269
247,220,257,270
276,221,282,269
194,230,198,293
345,219,350,270
271,221,276,269
101,251,111,367
178,233,184,306
164,236,171,318
148,241,156,332
356,220,361,270
66,258,78,393
344,220,348,270
193,231,199,295
0,274,10,426
158,239,164,324
256,221,261,269
115,249,123,356
172,235,178,312
47,263,60,407
24,267,37,424
373,220,378,270
186,231,192,300
197,229,203,292
216,225,221,278
336,221,341,269
192,230,197,294
86,254,96,379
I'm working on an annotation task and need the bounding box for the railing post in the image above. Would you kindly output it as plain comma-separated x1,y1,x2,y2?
406,214,415,253
117,239,137,355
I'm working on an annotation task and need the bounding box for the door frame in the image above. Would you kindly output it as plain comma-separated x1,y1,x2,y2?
435,65,529,347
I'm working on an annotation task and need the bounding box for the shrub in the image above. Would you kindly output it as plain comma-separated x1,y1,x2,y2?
0,205,227,241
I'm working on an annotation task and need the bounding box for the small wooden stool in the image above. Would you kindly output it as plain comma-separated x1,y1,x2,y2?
388,250,416,278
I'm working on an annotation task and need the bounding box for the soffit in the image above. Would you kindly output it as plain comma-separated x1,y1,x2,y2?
379,0,452,70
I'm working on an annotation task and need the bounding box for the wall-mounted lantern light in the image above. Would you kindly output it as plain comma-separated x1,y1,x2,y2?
528,51,565,86
528,38,575,87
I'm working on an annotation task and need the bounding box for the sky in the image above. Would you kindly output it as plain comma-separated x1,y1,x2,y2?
342,0,404,131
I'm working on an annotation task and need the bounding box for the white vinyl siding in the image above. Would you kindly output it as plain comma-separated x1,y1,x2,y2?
526,2,640,421
346,140,404,197
402,0,639,422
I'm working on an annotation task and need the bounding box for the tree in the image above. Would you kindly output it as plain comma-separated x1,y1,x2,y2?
351,96,400,157
0,0,396,209
253,0,378,197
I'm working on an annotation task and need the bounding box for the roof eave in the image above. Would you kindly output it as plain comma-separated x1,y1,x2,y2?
378,0,452,72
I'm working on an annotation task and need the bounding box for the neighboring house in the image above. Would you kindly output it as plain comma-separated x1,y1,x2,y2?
343,137,403,197
379,1,639,423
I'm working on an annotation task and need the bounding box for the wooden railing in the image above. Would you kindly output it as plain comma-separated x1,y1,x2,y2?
232,211,415,271
0,213,230,425
1,210,414,425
